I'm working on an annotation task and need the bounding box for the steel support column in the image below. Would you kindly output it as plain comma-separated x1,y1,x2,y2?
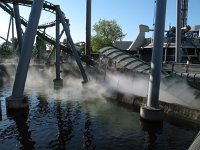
11,16,14,51
6,0,44,109
65,19,70,49
13,4,23,53
54,8,63,88
56,5,88,83
175,0,182,63
140,0,167,121
6,17,12,51
85,0,91,56
46,29,64,63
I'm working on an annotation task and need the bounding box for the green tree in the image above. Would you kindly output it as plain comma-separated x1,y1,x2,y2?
91,19,126,51
0,41,13,57
11,37,18,50
35,36,47,60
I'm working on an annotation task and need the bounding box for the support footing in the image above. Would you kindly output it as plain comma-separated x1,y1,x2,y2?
53,78,63,89
6,96,28,109
140,106,164,122
82,79,88,84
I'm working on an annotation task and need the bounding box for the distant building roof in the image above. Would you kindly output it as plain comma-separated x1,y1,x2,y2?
114,41,132,50
190,25,200,31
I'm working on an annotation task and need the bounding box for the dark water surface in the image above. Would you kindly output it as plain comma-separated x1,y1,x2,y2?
0,83,198,150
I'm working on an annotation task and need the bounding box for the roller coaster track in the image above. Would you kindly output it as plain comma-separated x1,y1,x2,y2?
0,35,11,44
0,1,73,54
0,0,56,13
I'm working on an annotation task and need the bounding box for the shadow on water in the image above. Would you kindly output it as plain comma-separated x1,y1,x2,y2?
140,119,163,150
7,107,35,150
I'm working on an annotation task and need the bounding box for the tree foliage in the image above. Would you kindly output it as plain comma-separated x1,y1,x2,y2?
91,19,126,51
0,37,18,57
0,42,13,57
0,37,20,57
33,36,47,60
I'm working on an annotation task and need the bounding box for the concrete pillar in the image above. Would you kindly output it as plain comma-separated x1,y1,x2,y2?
13,4,23,53
54,9,63,89
56,5,88,83
175,0,182,63
140,0,167,121
6,0,44,109
85,0,91,56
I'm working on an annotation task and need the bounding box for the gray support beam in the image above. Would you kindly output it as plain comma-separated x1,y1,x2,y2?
6,17,12,51
13,4,23,53
175,0,182,63
147,0,167,108
56,5,88,83
85,0,91,56
65,19,70,49
140,0,167,121
55,12,61,80
53,9,63,89
6,0,44,109
46,29,64,63
164,47,168,63
11,16,14,51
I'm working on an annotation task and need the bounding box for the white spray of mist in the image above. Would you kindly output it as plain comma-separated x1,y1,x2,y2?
106,72,148,97
2,60,200,109
24,64,110,103
104,71,200,109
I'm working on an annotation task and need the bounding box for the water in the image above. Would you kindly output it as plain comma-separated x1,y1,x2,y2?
0,81,198,150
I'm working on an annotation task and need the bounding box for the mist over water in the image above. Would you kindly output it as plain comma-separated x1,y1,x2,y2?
105,71,200,109
1,61,200,109
0,62,199,150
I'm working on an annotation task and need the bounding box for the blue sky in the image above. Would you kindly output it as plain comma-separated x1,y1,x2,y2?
0,0,200,43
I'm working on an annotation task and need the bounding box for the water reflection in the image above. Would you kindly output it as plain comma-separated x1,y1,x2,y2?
49,101,74,149
37,95,49,114
82,111,96,150
140,119,163,150
0,101,2,121
0,84,198,150
7,107,35,150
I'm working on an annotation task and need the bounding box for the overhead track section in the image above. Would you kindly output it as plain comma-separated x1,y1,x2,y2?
0,2,72,55
0,1,95,66
0,0,56,13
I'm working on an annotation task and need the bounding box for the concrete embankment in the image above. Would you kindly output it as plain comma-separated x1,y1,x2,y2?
106,91,200,126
